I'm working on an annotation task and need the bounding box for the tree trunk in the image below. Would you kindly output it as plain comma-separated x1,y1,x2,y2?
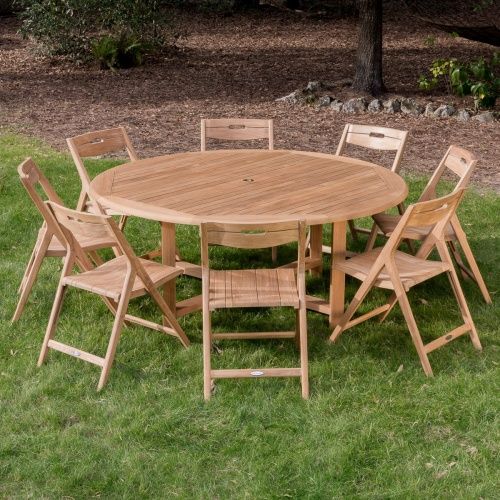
352,0,385,95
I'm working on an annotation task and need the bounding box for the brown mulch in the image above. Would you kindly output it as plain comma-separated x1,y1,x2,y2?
0,8,499,190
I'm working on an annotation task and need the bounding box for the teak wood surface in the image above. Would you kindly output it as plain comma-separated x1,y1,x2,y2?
90,149,408,326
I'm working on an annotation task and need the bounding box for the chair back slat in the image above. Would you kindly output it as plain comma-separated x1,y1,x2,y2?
204,221,298,249
46,202,117,249
68,127,137,159
67,127,138,193
444,146,475,177
344,124,407,151
201,119,273,150
419,146,477,202
336,124,408,172
405,191,464,229
18,158,66,242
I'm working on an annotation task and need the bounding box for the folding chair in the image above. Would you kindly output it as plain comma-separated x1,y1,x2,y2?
38,202,189,391
200,220,309,399
67,127,138,227
201,118,278,262
322,124,408,253
67,126,168,261
12,158,109,322
330,190,482,376
368,145,491,304
200,118,274,151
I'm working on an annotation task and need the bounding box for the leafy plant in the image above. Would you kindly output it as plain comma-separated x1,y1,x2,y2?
16,0,169,63
92,34,144,70
418,53,499,109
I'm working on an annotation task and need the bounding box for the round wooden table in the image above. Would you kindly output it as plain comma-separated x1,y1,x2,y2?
90,149,408,326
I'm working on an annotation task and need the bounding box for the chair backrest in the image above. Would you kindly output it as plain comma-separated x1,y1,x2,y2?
387,189,466,259
418,146,478,202
200,220,306,273
335,124,408,172
67,127,138,192
201,119,274,151
18,158,66,243
46,202,120,256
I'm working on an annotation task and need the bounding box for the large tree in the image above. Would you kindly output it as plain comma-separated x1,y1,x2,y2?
352,0,385,95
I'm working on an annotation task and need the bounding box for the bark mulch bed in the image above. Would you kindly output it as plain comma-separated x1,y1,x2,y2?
0,8,498,190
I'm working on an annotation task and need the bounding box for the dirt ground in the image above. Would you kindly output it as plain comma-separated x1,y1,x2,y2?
0,7,499,190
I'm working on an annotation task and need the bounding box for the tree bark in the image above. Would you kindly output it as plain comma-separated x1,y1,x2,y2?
352,0,385,96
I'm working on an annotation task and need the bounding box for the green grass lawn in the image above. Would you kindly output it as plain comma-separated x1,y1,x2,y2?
0,132,499,498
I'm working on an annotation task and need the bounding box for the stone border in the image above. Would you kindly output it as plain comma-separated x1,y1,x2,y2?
275,81,498,123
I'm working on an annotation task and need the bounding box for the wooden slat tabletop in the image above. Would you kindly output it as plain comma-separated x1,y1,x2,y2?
90,150,408,225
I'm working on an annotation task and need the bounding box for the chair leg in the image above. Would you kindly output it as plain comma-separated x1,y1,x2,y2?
395,289,433,376
202,302,212,401
37,283,68,366
365,224,379,252
294,309,300,349
149,287,190,348
446,269,482,351
298,304,309,399
449,241,469,280
271,246,278,263
379,292,398,323
118,215,128,231
88,251,104,266
97,282,133,391
450,217,492,304
455,243,491,304
348,220,358,242
18,235,40,293
330,273,378,342
12,233,52,322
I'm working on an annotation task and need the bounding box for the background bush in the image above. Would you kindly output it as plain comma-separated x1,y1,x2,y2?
16,0,170,64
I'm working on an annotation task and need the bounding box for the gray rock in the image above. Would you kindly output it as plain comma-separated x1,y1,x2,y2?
383,98,401,114
275,90,302,104
456,109,471,121
424,103,436,117
343,97,367,114
330,99,344,112
400,98,424,115
318,95,332,107
368,99,383,113
305,81,322,93
434,104,456,118
472,111,495,123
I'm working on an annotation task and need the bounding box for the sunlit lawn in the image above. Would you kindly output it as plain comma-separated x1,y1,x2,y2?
0,132,498,498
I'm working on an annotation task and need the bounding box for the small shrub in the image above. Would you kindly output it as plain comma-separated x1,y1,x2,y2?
16,0,170,64
92,34,144,70
418,53,499,109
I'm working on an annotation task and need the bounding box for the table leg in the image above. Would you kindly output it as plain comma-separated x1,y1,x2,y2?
309,224,323,277
329,221,347,327
161,222,177,316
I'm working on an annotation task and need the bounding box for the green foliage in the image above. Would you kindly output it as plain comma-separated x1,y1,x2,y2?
92,34,144,70
418,53,499,109
16,0,169,64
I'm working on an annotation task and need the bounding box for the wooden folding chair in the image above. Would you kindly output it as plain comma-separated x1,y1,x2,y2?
322,124,408,252
201,118,278,262
67,126,165,260
12,158,111,322
200,220,308,400
38,202,189,391
368,145,491,304
330,190,482,376
200,118,274,151
67,127,137,227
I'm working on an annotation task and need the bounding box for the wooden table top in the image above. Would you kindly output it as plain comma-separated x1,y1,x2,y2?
90,150,408,225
